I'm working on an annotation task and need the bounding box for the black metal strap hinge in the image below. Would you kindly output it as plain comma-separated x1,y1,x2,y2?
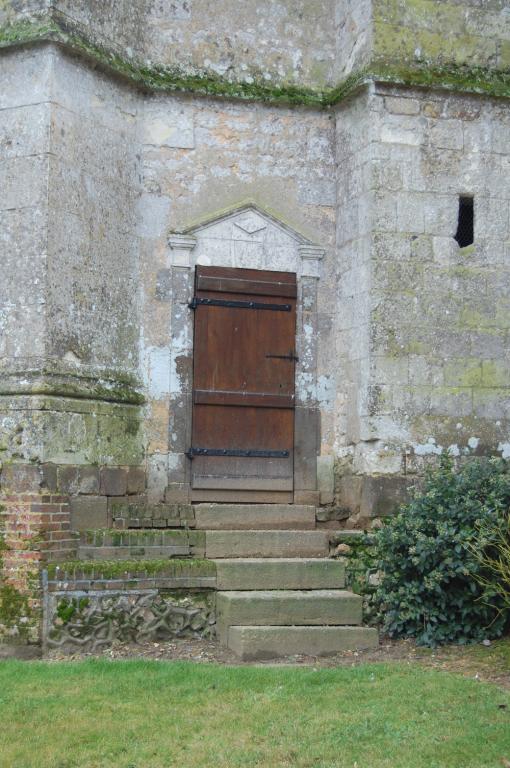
189,297,291,312
266,351,299,362
186,447,289,460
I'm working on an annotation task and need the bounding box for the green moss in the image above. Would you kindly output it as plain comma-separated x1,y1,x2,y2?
0,585,32,639
56,596,89,624
481,361,508,388
0,521,7,571
371,60,510,101
80,528,202,546
0,17,59,46
0,522,28,636
0,368,145,405
46,558,216,580
444,359,483,388
1,17,509,107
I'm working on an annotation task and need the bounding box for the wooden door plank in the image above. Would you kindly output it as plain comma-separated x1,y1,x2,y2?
197,265,297,285
196,274,297,297
192,477,294,491
194,389,295,408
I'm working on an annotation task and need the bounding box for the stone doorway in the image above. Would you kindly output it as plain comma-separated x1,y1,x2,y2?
166,202,325,505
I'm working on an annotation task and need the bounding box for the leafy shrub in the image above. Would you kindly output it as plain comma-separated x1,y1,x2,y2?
472,512,510,611
344,534,380,624
371,455,510,646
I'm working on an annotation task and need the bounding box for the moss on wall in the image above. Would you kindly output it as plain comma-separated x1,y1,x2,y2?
0,511,39,644
46,558,216,580
0,397,144,466
1,16,509,107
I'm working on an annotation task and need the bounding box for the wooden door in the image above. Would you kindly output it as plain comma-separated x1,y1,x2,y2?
189,266,297,503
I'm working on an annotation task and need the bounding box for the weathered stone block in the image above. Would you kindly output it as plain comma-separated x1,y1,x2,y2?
360,476,413,518
40,463,58,492
108,496,147,519
100,468,128,497
294,407,319,491
336,475,363,515
215,558,346,591
227,626,378,660
126,467,146,495
206,530,329,559
294,490,321,506
164,483,191,504
58,466,81,494
78,467,100,495
1,463,44,492
194,504,316,530
70,496,108,531
155,269,172,301
317,455,335,505
384,96,420,116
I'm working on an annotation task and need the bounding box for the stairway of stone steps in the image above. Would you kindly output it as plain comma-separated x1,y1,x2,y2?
73,502,377,660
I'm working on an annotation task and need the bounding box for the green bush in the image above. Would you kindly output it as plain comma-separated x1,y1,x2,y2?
472,512,510,612
371,455,510,646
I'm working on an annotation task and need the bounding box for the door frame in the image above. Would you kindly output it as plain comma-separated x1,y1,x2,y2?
166,203,324,505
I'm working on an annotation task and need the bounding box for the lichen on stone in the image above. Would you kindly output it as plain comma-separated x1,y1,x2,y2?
1,16,509,107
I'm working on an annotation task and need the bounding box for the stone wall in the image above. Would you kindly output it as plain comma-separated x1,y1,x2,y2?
373,0,510,72
334,83,510,521
43,560,216,653
0,47,51,383
56,0,338,90
1,2,509,104
334,0,373,80
0,3,509,531
47,52,140,374
0,43,144,477
138,91,337,500
370,85,510,458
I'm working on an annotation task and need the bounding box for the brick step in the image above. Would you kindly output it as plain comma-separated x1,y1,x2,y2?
194,504,316,530
77,529,205,560
216,590,362,638
215,558,345,590
227,625,379,661
205,530,330,558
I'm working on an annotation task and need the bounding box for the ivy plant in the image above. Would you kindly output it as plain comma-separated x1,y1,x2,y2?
371,455,510,646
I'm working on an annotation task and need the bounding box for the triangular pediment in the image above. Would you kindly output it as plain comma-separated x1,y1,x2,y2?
168,201,324,278
181,201,314,245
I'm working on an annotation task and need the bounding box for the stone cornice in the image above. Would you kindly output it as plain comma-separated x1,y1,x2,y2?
0,365,145,405
1,15,510,107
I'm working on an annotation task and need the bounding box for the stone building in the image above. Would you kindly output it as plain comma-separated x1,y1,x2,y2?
0,0,509,656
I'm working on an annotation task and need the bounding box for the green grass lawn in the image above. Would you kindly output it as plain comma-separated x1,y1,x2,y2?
0,660,509,768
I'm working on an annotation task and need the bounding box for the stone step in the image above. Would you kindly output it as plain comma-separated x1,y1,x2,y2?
215,558,345,590
194,504,316,530
77,529,205,559
216,590,362,640
227,625,379,660
206,530,330,558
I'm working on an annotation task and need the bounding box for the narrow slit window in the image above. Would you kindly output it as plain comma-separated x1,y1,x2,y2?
455,196,474,248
